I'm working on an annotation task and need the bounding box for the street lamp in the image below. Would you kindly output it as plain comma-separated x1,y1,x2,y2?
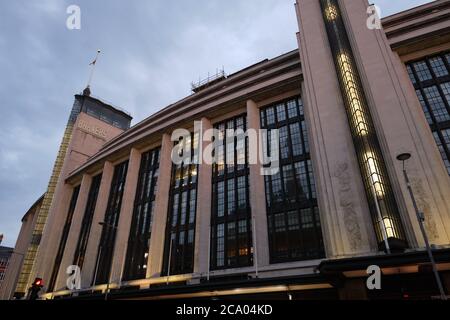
396,153,447,300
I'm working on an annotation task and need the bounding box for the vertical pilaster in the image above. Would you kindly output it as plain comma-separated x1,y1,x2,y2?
54,174,92,290
295,0,379,257
194,118,212,275
147,134,172,278
247,100,270,268
109,148,141,284
338,0,450,246
80,161,114,288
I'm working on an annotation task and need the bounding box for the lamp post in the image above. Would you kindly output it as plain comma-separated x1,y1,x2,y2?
396,153,447,300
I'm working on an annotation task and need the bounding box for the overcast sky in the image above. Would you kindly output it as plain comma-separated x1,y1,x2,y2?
0,0,433,248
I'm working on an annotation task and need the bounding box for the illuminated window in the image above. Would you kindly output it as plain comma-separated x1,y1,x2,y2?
382,217,395,238
211,115,253,270
94,160,129,285
320,0,407,249
162,133,198,276
337,53,369,136
48,185,80,292
123,148,160,281
363,152,384,198
261,98,324,263
325,4,338,21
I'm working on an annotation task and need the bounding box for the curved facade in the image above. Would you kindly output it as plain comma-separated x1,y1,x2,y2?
2,0,450,300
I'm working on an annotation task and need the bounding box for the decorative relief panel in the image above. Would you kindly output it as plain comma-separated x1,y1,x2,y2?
334,162,362,251
411,177,438,242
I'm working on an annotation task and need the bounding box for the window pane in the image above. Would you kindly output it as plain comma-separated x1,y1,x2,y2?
302,121,310,153
433,131,450,175
95,161,129,284
163,133,198,276
290,123,303,156
413,61,432,81
276,104,286,122
416,90,433,124
406,65,416,84
409,53,450,177
261,97,324,263
266,107,275,125
279,126,289,159
429,57,448,77
440,82,450,106
282,165,296,203
423,86,450,123
298,98,304,116
287,99,298,118
211,115,252,270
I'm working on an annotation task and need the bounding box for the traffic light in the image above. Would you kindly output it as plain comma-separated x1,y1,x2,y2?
29,278,44,300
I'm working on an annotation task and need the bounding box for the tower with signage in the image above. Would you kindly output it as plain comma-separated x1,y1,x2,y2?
14,88,131,297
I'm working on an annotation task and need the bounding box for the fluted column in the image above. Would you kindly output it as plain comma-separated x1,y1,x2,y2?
194,117,213,275
247,100,270,268
109,148,142,285
147,134,173,278
54,174,92,290
80,161,114,288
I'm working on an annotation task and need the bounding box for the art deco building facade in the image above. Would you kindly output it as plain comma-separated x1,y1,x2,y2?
1,0,450,300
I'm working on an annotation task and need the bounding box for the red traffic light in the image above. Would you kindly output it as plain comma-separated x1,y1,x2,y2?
33,278,43,287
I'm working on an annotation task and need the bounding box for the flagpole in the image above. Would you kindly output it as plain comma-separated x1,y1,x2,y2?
87,49,101,88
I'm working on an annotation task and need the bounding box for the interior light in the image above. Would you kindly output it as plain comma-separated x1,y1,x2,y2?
325,5,338,21
383,217,395,238
364,151,384,197
337,53,368,136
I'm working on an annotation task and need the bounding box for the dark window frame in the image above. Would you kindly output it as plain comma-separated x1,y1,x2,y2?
407,51,450,175
48,185,80,292
162,133,199,276
123,148,160,281
260,97,324,264
93,160,129,285
210,114,253,270
73,173,102,269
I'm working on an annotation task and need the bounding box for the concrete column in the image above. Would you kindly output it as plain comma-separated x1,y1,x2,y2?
54,174,92,290
80,161,114,288
194,118,213,276
147,134,173,278
247,100,270,268
109,148,142,284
